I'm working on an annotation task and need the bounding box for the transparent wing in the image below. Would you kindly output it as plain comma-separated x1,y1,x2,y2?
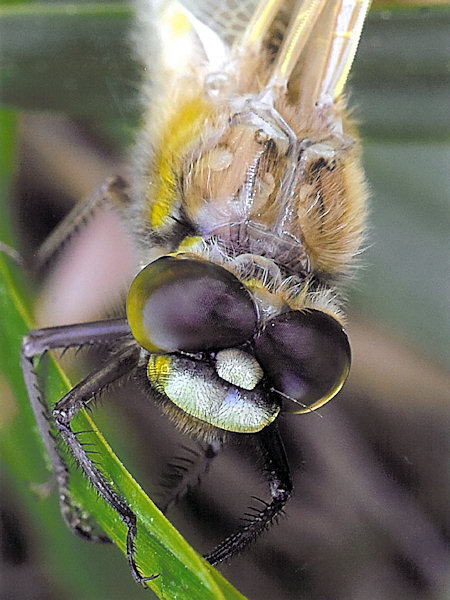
271,0,371,107
180,0,260,47
319,0,372,102
145,0,246,83
234,0,371,106
146,0,370,108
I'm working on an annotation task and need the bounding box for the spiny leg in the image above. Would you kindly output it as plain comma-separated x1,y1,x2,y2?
204,422,292,565
21,319,132,541
33,175,131,271
0,241,24,266
22,319,158,585
2,163,131,275
53,346,158,585
159,440,222,514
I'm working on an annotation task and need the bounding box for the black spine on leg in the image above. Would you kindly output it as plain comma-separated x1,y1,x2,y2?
51,345,158,586
21,319,158,586
204,422,293,565
34,176,131,271
158,440,222,514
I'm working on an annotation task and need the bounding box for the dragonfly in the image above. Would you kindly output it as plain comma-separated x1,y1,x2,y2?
21,0,370,587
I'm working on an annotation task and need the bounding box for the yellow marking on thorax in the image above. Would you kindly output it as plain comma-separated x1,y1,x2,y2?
167,6,191,37
148,97,212,229
176,236,203,252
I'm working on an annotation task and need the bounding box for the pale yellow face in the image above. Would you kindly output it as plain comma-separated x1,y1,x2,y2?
128,0,370,433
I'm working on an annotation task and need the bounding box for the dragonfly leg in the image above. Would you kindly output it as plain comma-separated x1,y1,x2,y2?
33,175,131,271
158,440,222,514
21,320,157,586
204,422,292,565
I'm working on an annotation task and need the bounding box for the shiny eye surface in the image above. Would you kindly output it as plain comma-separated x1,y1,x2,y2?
126,255,257,353
254,310,351,412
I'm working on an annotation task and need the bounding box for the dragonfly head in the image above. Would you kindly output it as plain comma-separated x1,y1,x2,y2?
126,255,350,434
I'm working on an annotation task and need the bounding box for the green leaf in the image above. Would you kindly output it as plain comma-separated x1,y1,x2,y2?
0,114,245,600
0,7,244,596
0,219,246,600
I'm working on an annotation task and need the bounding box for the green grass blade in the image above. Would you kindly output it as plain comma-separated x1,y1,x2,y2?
0,253,246,600
0,109,245,599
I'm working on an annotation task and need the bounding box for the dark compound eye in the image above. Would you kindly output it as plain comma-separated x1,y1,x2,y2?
126,255,257,353
254,309,351,412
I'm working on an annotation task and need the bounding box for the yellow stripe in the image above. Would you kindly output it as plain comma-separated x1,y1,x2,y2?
168,7,192,37
176,236,203,252
149,97,211,229
147,355,171,393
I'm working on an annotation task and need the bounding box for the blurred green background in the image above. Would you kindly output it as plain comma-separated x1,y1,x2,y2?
1,2,449,599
